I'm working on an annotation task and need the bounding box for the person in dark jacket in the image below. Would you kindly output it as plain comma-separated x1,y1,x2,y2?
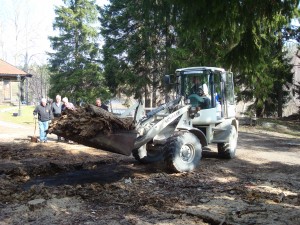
95,98,108,111
51,95,63,141
33,98,53,143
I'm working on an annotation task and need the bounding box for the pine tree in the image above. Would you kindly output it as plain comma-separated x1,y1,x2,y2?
177,1,297,118
99,0,176,107
48,0,108,104
235,33,294,118
172,0,298,68
99,0,298,114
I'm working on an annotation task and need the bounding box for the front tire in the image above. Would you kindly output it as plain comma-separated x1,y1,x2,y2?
164,131,202,173
217,125,238,159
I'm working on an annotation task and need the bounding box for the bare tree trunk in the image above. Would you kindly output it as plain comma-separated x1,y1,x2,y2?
278,87,283,117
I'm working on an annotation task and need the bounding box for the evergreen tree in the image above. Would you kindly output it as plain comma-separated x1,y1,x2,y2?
48,0,108,104
100,0,298,114
99,0,176,107
173,0,298,117
171,1,298,117
172,0,298,68
235,34,294,118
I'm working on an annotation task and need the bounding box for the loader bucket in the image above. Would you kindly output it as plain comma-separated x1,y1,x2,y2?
87,131,138,156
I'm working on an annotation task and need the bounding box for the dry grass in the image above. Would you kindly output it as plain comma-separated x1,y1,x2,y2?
255,117,300,137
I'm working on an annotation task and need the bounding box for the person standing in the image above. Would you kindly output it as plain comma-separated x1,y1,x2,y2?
62,97,75,111
33,98,53,143
95,98,108,111
51,95,63,141
61,97,75,143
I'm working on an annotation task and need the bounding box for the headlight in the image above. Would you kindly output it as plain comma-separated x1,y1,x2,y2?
190,106,200,113
189,106,200,118
185,99,191,104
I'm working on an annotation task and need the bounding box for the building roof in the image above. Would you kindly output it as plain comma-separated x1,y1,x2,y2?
0,59,28,77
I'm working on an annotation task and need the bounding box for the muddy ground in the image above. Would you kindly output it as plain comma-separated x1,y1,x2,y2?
0,120,300,225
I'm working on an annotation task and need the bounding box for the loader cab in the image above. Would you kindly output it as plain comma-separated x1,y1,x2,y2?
175,67,236,123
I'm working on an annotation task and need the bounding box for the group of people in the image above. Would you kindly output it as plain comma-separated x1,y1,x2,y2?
33,96,108,143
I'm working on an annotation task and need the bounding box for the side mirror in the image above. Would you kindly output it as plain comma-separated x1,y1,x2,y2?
164,75,171,85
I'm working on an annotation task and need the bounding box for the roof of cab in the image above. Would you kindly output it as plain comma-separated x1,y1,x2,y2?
175,67,225,73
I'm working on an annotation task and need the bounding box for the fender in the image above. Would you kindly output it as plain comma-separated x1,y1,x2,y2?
212,118,238,143
188,128,208,147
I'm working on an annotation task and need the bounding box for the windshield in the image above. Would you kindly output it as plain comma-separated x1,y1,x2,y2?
179,71,211,97
176,69,226,109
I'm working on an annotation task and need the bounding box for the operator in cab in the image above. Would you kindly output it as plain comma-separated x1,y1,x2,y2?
190,77,210,97
190,77,211,109
190,77,201,95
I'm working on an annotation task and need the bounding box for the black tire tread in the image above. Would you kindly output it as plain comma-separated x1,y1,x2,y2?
217,125,237,159
164,134,180,172
217,143,232,159
164,131,202,173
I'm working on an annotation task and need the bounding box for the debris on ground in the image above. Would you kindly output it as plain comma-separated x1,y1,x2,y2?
0,119,300,224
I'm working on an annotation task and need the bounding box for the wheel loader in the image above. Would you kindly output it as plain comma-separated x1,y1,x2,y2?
51,66,238,173
126,66,239,173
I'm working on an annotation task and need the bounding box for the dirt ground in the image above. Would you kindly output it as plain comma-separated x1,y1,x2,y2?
0,120,300,225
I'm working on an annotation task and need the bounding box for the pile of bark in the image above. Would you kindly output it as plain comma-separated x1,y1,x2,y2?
48,104,135,142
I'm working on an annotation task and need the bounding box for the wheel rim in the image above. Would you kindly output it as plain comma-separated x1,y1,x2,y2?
179,144,195,163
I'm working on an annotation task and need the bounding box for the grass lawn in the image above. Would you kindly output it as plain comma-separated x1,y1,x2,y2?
0,105,12,110
0,105,36,126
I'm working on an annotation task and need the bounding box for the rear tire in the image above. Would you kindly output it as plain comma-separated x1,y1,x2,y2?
217,125,238,159
132,142,164,164
164,131,202,173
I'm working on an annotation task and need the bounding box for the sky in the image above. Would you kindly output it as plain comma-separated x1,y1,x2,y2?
0,0,108,67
